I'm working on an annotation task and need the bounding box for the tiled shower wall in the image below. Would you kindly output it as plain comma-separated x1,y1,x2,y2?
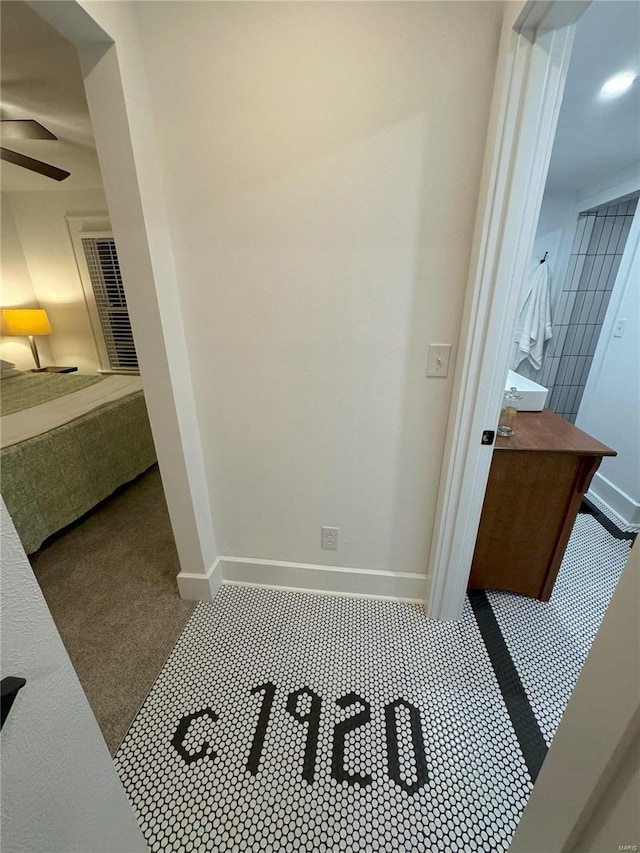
541,195,638,423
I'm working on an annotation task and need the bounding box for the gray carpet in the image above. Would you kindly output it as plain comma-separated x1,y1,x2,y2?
30,465,195,755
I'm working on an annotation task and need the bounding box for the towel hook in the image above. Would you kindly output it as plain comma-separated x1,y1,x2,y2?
539,252,548,264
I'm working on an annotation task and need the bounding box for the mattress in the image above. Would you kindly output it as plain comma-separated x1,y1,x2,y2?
1,372,144,447
1,371,156,553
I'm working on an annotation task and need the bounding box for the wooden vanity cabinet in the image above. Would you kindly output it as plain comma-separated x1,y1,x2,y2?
468,408,616,601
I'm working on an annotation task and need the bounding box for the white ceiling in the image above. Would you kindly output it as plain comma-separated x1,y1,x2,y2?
0,0,103,192
545,0,640,194
1,0,638,196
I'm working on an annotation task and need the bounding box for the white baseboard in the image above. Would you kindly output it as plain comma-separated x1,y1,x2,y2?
177,560,223,601
217,556,426,604
588,472,640,527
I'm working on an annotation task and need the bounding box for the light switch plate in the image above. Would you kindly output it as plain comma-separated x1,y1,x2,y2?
426,344,452,378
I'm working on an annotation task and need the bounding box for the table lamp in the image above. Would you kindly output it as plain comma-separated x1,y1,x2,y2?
0,308,53,369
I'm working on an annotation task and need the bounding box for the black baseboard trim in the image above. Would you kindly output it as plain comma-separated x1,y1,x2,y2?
468,590,548,783
579,497,637,543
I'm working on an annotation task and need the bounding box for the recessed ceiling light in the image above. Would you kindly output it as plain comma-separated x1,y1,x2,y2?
600,71,636,99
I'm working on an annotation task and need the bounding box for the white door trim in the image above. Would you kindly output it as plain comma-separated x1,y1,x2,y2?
426,3,587,620
29,0,220,597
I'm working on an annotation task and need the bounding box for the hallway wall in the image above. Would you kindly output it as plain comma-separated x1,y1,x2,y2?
6,188,109,373
0,193,53,369
129,1,504,580
576,209,640,525
0,498,146,852
58,0,506,596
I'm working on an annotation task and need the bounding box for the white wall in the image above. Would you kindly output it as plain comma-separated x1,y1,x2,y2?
509,543,639,852
571,737,639,853
576,209,640,525
0,498,145,853
530,166,640,322
522,168,640,525
0,193,53,369
531,188,576,301
6,188,108,373
511,189,577,378
128,1,504,579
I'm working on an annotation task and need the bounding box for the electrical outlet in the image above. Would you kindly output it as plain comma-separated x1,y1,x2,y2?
613,318,627,339
321,526,339,551
426,344,452,378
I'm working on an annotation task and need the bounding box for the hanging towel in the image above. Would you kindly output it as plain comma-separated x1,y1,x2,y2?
514,261,553,371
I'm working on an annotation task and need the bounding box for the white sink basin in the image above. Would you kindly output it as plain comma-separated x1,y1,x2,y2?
506,369,549,411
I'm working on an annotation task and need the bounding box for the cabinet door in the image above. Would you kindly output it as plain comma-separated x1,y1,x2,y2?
468,451,591,599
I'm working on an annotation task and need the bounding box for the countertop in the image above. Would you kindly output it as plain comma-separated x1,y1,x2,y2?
495,408,616,456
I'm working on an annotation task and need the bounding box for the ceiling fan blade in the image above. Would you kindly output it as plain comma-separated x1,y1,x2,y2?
0,147,70,181
0,119,57,140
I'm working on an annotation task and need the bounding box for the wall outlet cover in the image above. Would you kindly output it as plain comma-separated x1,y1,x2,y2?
321,526,339,551
613,319,627,339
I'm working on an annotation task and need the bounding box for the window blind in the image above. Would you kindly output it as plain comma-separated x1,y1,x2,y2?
81,237,139,372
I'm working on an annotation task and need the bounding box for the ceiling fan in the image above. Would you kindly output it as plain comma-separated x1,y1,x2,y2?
0,119,70,181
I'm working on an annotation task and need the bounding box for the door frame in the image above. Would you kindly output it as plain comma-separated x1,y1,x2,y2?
426,1,591,620
28,0,220,599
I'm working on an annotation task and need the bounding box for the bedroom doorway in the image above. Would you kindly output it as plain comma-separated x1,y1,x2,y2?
0,0,197,753
32,0,220,602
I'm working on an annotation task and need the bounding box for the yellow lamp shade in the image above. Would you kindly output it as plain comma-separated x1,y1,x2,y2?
1,308,53,337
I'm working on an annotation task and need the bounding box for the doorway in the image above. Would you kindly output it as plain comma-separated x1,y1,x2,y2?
509,0,639,530
0,0,194,753
432,0,639,774
428,0,639,614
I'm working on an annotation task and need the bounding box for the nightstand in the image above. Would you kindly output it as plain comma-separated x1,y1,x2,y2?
31,366,78,374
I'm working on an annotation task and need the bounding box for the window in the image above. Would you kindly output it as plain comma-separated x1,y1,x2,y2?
68,216,139,373
81,237,138,372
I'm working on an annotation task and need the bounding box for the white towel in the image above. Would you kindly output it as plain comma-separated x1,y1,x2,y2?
514,261,553,371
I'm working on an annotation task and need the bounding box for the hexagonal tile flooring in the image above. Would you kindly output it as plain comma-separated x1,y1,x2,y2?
115,591,530,852
115,511,632,851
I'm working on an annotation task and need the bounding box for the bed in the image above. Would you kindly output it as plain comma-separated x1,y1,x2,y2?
1,368,156,554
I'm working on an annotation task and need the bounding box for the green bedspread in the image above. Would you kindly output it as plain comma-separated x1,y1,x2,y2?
1,373,156,553
1,371,106,415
